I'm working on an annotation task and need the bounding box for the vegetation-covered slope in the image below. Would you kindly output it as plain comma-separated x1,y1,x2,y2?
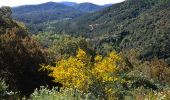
45,0,170,62
73,3,103,12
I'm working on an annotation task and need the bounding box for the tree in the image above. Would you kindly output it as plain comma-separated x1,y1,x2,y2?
0,7,55,96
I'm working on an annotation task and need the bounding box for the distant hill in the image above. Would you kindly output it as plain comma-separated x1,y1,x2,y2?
73,3,103,12
12,2,106,23
103,4,113,7
12,2,84,24
60,2,107,12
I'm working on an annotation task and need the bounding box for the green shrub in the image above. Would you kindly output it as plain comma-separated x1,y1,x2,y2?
30,86,97,100
0,78,8,97
125,87,170,100
0,78,21,100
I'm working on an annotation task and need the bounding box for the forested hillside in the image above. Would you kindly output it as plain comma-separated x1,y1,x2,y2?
37,0,170,62
0,0,170,99
73,3,103,12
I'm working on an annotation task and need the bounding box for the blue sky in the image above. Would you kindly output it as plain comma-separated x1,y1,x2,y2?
0,0,125,7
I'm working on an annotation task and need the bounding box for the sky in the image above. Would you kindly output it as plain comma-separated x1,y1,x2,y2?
0,0,125,7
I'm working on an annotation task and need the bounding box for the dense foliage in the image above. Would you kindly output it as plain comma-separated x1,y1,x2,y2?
30,86,170,100
73,3,103,12
0,7,56,96
32,32,91,62
42,49,122,92
40,49,170,99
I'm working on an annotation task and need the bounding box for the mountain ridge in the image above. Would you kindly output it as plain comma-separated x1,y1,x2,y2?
60,1,78,7
12,1,109,27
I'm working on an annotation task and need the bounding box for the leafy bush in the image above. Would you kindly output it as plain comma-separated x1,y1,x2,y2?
30,86,170,100
0,79,8,97
0,78,21,99
30,86,97,100
125,87,170,100
150,58,170,84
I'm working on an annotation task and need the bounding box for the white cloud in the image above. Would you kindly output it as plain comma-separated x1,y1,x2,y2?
0,0,125,7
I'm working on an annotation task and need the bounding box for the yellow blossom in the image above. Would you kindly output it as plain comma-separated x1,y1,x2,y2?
41,48,122,93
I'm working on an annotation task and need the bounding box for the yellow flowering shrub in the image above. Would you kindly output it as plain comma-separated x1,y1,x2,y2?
93,51,121,82
42,48,92,91
41,48,122,95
